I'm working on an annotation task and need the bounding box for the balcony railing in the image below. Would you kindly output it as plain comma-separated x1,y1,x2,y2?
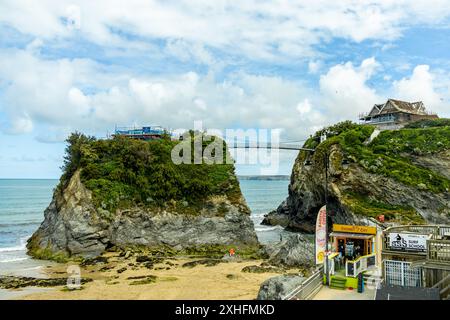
427,240,450,263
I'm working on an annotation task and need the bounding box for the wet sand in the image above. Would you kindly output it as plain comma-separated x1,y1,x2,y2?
7,253,298,300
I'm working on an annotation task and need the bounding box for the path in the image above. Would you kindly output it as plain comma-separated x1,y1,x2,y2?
312,286,376,300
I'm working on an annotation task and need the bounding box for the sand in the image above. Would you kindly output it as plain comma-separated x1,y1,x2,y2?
12,254,295,300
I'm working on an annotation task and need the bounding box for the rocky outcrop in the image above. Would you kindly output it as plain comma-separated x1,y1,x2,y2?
257,274,306,300
27,170,259,259
264,234,314,267
263,129,450,233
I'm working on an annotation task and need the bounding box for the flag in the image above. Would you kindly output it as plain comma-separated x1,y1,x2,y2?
315,205,327,265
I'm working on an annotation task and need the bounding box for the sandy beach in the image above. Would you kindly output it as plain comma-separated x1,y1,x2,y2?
3,252,300,300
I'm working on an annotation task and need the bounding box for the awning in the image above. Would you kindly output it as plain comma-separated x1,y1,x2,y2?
329,232,374,240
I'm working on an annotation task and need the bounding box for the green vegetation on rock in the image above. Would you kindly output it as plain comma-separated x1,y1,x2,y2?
342,192,425,224
59,131,243,213
304,120,450,194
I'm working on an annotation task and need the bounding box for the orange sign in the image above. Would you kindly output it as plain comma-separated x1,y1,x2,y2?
332,224,376,235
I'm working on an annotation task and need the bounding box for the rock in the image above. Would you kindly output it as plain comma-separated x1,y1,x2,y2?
181,259,222,268
264,234,314,267
99,266,113,272
128,275,157,285
27,170,259,260
257,274,306,300
266,130,450,232
136,255,164,265
0,276,93,289
136,255,152,263
117,267,127,274
241,265,284,273
80,256,108,266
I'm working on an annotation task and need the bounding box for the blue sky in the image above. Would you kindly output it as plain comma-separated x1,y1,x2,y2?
1,1,450,178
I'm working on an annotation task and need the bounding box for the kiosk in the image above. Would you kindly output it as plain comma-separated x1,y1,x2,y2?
330,224,377,261
326,224,378,289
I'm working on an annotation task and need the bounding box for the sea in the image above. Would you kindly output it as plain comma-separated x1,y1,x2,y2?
0,178,293,277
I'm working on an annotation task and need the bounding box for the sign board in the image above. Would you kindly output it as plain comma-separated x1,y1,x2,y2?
315,205,327,265
333,224,377,235
387,233,429,252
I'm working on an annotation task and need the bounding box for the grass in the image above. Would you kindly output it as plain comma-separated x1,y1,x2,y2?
26,237,71,263
342,192,425,224
301,120,450,194
294,120,450,221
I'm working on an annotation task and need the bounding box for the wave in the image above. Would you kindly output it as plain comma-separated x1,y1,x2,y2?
0,235,30,252
0,221,41,228
0,257,28,263
255,225,284,232
0,243,27,253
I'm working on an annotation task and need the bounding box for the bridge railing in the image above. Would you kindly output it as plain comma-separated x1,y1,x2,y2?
282,266,323,300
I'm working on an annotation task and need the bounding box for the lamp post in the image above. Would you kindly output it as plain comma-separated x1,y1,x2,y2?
324,150,330,286
304,142,350,285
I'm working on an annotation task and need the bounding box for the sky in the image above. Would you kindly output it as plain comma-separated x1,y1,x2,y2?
0,0,450,178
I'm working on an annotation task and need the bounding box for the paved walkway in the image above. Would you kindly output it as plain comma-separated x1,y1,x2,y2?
312,286,376,300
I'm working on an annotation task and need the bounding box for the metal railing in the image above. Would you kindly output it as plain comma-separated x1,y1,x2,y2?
346,253,376,277
282,266,323,300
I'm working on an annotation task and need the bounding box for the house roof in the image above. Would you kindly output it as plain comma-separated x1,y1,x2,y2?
366,99,429,117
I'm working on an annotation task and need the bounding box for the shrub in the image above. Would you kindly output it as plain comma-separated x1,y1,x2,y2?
58,132,242,213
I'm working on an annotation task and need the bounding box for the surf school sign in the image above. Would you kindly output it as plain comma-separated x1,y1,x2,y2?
388,233,429,252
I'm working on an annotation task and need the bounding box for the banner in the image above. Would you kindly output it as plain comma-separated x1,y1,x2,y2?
315,205,327,265
387,233,429,252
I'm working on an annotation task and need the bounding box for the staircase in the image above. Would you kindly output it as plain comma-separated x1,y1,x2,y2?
330,277,346,290
363,270,383,290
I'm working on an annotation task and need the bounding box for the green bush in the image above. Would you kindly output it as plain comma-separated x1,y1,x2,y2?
58,132,242,213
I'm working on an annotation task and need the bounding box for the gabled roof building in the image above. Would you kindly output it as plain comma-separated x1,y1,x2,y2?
359,99,438,128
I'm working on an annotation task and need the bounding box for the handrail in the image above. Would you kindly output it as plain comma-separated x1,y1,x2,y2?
432,274,450,289
346,253,375,265
282,266,323,300
346,253,376,277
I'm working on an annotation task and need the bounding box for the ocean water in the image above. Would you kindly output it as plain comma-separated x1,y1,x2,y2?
0,178,291,276
239,180,295,244
0,179,58,277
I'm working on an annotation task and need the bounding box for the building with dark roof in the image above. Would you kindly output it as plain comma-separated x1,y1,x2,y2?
359,99,438,129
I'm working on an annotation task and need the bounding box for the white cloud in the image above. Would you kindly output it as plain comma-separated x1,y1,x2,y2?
393,65,439,105
2,1,450,61
319,57,381,119
0,48,325,141
392,65,450,116
8,113,33,134
297,99,312,114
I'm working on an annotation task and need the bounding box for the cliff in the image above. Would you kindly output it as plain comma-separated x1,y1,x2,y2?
27,132,259,260
263,119,450,233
